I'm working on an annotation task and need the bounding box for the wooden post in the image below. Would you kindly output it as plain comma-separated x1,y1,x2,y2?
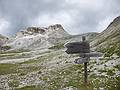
82,36,88,86
84,62,88,85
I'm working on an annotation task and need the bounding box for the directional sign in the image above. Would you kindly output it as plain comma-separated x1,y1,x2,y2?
74,57,89,64
79,52,103,57
65,42,90,54
65,36,101,86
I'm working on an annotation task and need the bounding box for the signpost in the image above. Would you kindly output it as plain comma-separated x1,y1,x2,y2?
65,36,102,86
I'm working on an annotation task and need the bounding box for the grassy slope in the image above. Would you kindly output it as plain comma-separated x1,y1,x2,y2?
0,46,120,90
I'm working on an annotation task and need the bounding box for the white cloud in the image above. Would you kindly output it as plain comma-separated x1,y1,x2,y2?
0,0,120,36
30,11,74,34
33,12,71,25
0,18,10,35
97,15,119,32
65,0,104,11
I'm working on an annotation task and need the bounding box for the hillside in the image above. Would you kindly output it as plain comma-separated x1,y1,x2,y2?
91,16,120,57
91,16,120,48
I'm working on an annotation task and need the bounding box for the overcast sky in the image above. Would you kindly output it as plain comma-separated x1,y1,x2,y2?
0,0,120,36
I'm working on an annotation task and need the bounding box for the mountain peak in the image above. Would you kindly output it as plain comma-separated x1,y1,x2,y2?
108,16,120,27
26,27,46,34
91,16,120,49
14,24,69,39
6,24,70,50
48,24,64,30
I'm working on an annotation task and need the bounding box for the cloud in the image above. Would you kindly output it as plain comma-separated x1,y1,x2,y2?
0,0,120,36
0,18,10,35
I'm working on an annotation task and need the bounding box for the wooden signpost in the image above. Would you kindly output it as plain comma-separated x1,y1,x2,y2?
65,36,102,86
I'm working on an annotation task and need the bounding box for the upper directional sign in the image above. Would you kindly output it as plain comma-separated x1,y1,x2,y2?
65,41,90,54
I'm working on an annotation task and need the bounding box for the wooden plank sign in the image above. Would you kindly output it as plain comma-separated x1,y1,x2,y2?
65,42,90,54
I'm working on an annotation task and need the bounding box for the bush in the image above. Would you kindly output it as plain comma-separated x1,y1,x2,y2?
1,45,11,50
97,43,120,57
48,43,64,50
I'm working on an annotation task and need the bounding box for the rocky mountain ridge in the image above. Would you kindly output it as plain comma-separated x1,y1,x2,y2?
5,24,70,50
3,24,98,51
14,24,69,38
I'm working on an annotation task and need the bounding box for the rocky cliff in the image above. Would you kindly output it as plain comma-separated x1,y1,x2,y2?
5,24,70,50
0,34,8,45
4,24,98,51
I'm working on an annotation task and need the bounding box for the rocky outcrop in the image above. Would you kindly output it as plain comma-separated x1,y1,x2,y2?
47,24,69,38
0,34,8,45
5,24,70,50
4,24,98,51
0,34,9,51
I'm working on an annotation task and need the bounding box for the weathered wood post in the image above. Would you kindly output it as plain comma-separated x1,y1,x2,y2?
82,36,89,86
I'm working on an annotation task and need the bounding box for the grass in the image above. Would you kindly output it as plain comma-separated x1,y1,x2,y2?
0,63,18,75
1,61,120,90
98,69,107,73
18,65,41,76
0,63,41,75
15,85,41,90
106,69,115,76
0,49,120,90
0,49,30,54
96,43,120,57
8,80,20,87
114,64,120,71
38,65,93,90
89,75,120,90
19,51,62,65
0,53,17,57
0,50,61,76
48,43,64,50
0,52,30,59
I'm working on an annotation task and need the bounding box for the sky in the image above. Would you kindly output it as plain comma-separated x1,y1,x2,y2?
0,0,120,36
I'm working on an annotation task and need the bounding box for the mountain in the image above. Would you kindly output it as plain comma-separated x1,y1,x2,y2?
5,24,70,50
5,24,98,51
91,16,120,49
0,34,8,45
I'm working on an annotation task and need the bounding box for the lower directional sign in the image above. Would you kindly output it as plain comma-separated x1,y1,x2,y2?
74,57,89,64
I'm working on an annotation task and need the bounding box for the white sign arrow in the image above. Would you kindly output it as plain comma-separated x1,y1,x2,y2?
80,52,103,57
74,57,89,64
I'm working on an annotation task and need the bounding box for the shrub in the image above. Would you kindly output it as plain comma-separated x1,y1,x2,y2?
48,43,64,50
98,43,120,57
1,45,11,50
